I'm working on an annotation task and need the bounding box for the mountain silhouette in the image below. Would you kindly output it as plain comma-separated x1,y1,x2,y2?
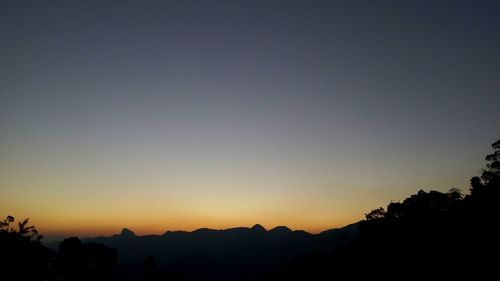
268,226,291,235
46,223,359,280
118,228,136,238
250,224,266,232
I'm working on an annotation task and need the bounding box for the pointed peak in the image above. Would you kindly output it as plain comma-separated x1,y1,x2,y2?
251,224,266,232
120,228,136,237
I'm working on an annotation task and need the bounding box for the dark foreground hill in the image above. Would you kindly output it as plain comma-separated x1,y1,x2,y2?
270,140,500,281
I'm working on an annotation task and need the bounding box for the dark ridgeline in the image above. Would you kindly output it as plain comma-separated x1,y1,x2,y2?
71,223,357,281
1,139,499,281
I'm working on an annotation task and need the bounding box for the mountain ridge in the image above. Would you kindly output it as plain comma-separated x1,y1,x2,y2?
46,223,359,249
69,222,359,280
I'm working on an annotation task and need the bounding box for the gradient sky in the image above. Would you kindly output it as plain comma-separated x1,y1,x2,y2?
1,0,499,238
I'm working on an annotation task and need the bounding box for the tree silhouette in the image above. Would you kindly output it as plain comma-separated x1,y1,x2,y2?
365,207,385,220
0,215,15,231
274,138,500,281
482,139,500,183
48,237,117,281
1,216,118,281
0,216,43,241
0,216,51,281
143,256,159,281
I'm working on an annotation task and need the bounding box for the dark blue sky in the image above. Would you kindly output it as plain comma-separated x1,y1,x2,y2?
1,0,499,235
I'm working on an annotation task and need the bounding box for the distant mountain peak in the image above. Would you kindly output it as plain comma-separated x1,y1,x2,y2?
270,226,292,233
251,224,266,232
193,228,217,234
119,228,136,237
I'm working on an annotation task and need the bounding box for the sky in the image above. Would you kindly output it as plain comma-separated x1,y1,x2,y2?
0,0,499,239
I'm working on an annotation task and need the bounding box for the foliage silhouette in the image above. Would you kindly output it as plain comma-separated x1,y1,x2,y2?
143,256,159,281
271,138,500,281
365,207,386,220
0,216,51,281
0,216,118,281
47,237,117,281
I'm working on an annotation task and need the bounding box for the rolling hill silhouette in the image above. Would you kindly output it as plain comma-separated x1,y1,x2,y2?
46,223,359,280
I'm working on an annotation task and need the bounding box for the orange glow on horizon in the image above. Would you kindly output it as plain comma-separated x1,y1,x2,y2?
36,215,362,238
3,208,363,240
